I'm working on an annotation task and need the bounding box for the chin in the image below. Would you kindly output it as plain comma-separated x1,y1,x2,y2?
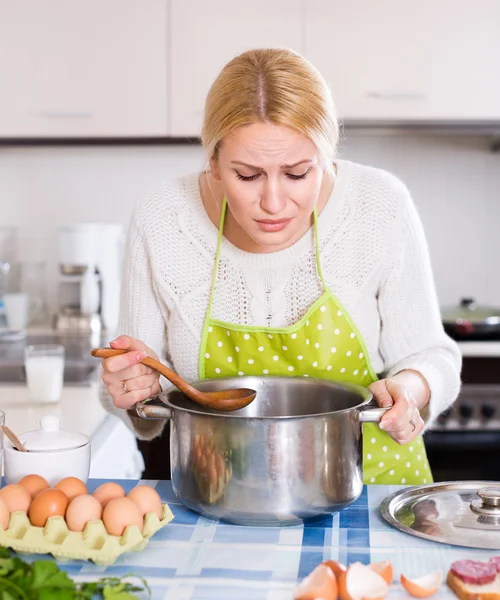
251,229,297,250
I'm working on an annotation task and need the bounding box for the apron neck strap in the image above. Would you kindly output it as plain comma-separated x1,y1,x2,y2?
208,199,327,308
313,207,326,287
206,197,228,318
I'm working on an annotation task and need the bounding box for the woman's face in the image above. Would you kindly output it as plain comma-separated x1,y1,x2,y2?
211,121,330,252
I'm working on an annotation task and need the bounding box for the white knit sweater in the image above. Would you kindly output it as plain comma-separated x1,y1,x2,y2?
100,159,462,439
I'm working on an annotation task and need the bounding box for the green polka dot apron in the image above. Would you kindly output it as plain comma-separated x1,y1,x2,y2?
198,200,433,485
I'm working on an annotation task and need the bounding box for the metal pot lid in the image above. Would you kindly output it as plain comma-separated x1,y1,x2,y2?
441,298,500,325
380,481,500,550
19,415,89,452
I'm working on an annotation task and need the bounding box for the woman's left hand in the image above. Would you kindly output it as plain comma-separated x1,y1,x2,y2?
368,377,425,444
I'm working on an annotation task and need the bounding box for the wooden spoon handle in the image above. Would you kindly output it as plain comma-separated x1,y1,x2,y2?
91,347,198,398
1,425,28,452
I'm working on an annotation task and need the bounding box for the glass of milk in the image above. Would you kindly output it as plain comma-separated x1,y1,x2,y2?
24,344,65,404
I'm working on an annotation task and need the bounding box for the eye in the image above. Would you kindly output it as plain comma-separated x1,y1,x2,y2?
235,171,261,181
286,169,311,181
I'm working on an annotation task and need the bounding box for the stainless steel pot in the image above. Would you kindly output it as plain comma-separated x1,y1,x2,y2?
136,376,387,526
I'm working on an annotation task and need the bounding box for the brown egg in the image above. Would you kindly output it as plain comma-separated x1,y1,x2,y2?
92,482,125,507
65,494,103,532
55,477,88,501
0,497,10,530
127,486,163,519
28,488,69,527
18,474,50,499
0,484,31,513
102,497,143,536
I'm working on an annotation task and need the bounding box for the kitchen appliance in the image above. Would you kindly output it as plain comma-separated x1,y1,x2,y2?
425,341,500,481
380,481,500,550
135,376,387,526
54,223,123,335
442,297,500,341
3,415,91,485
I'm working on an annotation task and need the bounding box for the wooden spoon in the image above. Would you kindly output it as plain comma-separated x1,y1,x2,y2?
91,347,256,412
1,425,28,452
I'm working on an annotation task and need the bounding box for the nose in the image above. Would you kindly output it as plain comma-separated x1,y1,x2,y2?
260,177,286,215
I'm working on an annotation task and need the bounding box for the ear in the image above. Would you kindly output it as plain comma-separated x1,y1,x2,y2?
210,157,221,181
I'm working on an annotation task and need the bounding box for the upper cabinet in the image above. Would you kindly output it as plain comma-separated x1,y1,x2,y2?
0,0,168,138
169,0,303,137
304,0,500,122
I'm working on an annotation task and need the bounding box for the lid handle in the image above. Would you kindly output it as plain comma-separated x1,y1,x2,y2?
477,487,500,508
470,486,500,517
40,415,60,432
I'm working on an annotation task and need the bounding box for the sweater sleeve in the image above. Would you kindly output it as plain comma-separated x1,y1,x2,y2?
377,183,462,426
98,209,170,440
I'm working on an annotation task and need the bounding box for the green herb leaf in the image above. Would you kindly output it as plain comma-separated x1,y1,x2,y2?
31,560,75,590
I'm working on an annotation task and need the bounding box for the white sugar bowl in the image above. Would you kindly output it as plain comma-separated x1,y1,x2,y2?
3,415,91,485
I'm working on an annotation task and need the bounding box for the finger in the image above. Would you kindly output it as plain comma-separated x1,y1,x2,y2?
112,386,158,410
368,380,394,408
109,335,149,353
379,380,415,430
102,363,154,385
104,349,148,374
389,413,425,444
120,373,158,393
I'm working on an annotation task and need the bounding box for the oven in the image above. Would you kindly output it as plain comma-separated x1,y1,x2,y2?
424,343,500,481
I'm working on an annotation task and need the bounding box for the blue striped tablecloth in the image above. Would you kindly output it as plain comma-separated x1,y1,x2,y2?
39,480,499,599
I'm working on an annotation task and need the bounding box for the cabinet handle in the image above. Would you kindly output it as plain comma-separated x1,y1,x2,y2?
37,110,93,119
366,91,427,101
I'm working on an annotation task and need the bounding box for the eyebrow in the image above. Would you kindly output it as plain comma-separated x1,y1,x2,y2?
230,159,313,170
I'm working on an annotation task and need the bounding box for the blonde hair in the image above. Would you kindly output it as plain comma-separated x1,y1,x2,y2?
202,48,339,169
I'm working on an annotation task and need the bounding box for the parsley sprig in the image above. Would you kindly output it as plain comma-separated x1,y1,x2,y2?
0,546,151,599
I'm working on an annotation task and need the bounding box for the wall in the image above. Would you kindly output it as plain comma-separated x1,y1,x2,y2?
1,133,499,315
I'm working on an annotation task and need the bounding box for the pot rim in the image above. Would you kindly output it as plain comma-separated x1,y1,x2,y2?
157,375,374,420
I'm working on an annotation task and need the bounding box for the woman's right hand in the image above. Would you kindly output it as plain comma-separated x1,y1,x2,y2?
100,335,161,411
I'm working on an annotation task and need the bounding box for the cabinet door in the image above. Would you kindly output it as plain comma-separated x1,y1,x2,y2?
305,0,500,121
0,0,168,138
169,0,303,137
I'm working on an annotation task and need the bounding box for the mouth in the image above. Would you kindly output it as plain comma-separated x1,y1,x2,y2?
255,218,292,232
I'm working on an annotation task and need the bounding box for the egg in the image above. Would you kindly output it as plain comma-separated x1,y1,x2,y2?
102,497,143,536
0,484,31,513
127,486,163,519
55,477,88,501
369,560,393,584
0,497,10,530
18,474,50,499
28,488,69,527
338,562,389,600
400,570,442,598
92,482,125,507
294,563,337,600
65,494,103,532
322,560,347,580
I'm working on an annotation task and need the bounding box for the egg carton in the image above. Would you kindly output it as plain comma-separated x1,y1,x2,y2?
0,503,174,565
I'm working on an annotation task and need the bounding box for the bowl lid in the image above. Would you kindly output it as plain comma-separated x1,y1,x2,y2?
19,415,89,451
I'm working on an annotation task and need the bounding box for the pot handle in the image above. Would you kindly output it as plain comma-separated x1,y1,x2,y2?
358,400,391,423
135,398,172,420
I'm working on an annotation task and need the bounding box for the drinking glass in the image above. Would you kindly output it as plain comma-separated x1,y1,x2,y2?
24,344,65,404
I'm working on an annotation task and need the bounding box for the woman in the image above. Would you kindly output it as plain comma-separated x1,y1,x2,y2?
99,48,461,484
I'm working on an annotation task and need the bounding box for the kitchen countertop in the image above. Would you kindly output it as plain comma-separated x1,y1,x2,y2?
0,381,108,438
54,480,498,600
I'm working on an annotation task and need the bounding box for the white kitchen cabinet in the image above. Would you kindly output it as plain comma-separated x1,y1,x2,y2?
0,0,168,138
169,0,303,137
305,0,500,122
